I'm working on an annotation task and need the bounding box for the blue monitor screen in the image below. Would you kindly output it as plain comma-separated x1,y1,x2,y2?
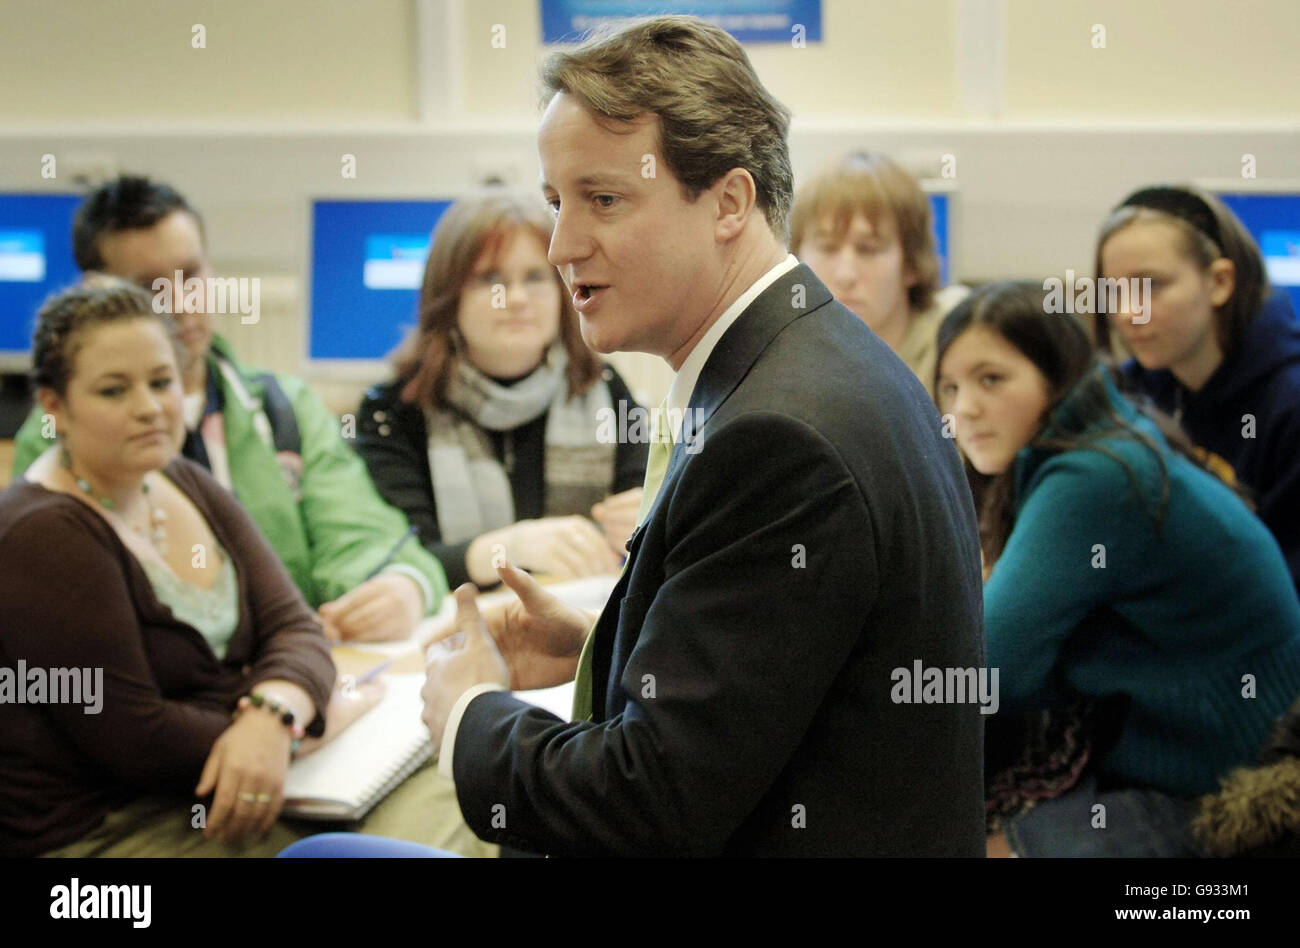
0,193,83,355
311,192,951,362
928,191,951,285
310,199,453,361
1215,192,1300,317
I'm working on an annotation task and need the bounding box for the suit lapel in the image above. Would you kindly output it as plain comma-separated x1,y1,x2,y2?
656,263,833,511
587,264,834,720
686,263,831,439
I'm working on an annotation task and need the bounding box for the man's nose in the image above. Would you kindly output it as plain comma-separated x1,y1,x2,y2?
547,208,592,269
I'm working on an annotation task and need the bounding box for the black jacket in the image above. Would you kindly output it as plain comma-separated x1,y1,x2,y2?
1119,291,1300,589
355,365,648,587
451,264,987,856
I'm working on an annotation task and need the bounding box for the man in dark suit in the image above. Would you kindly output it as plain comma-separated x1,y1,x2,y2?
421,15,985,856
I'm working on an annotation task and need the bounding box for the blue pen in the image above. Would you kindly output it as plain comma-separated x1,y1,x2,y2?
340,658,394,696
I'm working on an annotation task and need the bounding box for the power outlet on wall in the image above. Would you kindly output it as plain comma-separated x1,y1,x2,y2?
469,152,534,190
58,153,118,190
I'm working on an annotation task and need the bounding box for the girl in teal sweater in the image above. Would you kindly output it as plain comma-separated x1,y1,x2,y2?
935,281,1300,857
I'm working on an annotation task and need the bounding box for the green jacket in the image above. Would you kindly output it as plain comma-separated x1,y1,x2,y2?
12,336,448,612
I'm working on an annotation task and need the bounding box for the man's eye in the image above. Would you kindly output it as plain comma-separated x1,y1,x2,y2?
594,195,618,209
546,200,560,216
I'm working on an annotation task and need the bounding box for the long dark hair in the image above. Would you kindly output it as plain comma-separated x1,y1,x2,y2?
935,281,1234,566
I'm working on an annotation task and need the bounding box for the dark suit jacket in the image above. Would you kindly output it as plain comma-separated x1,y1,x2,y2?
452,264,986,856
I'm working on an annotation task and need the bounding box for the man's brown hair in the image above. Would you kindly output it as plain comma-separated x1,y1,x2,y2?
790,152,941,314
540,15,794,243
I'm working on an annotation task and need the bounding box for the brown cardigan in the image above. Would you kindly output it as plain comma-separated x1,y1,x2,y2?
0,457,335,857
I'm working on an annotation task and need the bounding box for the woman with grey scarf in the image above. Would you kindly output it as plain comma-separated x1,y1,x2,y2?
356,193,649,589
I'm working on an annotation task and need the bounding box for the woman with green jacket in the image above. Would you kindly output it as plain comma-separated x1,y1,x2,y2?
11,174,448,642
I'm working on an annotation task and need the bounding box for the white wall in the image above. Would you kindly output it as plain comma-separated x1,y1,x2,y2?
2,0,1297,410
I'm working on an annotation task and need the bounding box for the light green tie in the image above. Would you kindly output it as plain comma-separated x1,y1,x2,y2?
572,399,675,721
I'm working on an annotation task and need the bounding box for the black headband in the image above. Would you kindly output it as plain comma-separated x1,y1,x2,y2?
1117,186,1223,251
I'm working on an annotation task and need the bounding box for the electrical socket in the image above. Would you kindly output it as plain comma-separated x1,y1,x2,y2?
469,152,534,189
59,153,118,189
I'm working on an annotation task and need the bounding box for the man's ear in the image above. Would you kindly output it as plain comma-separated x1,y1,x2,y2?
713,168,759,242
1207,257,1236,308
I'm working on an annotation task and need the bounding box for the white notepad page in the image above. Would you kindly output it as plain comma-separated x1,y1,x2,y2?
283,673,430,819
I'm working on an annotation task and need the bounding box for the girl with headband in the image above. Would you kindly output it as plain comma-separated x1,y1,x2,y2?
1095,185,1300,591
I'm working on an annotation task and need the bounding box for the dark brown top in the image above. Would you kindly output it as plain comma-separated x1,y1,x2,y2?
0,457,334,856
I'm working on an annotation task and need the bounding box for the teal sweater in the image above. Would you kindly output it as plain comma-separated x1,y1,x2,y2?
986,368,1300,797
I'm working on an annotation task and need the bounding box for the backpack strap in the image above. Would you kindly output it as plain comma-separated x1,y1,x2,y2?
253,372,302,457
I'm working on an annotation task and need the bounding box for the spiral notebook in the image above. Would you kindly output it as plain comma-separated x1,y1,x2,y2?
282,673,432,822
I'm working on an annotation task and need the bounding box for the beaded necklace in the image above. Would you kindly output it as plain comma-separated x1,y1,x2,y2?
62,448,168,553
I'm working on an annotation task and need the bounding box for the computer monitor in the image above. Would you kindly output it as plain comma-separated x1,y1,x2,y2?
0,192,83,370
307,198,453,372
924,185,955,286
308,188,956,372
1208,185,1300,318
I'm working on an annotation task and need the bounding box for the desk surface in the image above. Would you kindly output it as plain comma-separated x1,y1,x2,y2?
0,440,13,488
330,574,605,717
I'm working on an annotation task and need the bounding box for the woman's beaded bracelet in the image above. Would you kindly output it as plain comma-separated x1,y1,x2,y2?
236,692,308,750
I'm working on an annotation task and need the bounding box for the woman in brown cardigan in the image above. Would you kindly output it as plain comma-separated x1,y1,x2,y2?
0,279,487,857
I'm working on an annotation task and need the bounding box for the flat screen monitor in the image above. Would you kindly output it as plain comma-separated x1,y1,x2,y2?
925,187,953,286
0,193,83,367
308,198,453,364
1212,189,1300,318
308,188,955,370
